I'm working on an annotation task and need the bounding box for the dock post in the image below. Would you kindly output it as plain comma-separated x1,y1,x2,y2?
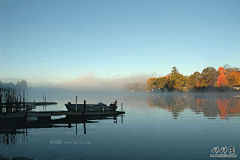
26,104,28,114
43,94,44,103
83,100,86,115
121,103,123,111
75,96,77,112
23,90,25,111
45,97,46,103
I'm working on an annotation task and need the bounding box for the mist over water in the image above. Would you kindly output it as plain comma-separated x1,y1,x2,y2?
26,72,157,91
1,87,240,160
2,0,240,158
26,86,240,118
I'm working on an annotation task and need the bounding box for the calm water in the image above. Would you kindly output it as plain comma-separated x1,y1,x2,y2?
1,89,240,160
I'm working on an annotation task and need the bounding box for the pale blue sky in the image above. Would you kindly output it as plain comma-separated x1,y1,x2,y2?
1,0,240,86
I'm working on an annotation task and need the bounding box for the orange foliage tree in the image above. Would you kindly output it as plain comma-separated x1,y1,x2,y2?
146,78,157,90
217,67,229,87
195,80,201,88
227,70,240,86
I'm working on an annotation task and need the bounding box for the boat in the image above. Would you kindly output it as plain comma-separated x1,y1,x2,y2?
233,95,240,99
65,99,118,112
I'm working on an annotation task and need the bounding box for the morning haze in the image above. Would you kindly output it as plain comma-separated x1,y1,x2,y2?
1,0,240,160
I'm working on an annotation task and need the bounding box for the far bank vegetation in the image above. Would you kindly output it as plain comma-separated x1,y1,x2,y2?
123,65,240,92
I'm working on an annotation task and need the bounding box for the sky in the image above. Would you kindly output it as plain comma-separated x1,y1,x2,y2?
0,0,240,88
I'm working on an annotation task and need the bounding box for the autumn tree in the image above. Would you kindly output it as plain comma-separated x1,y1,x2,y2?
196,80,201,88
173,75,188,91
157,76,168,89
226,68,240,87
200,67,217,88
187,71,200,90
146,78,158,90
217,67,229,87
168,67,187,91
143,65,239,92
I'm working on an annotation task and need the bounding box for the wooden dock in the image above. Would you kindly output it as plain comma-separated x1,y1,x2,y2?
26,102,57,105
0,110,125,118
0,102,57,106
0,110,125,129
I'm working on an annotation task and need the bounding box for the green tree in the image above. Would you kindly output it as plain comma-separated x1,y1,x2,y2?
168,67,187,91
200,67,217,88
157,76,168,89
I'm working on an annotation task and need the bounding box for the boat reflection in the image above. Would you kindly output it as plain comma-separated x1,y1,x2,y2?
146,93,240,119
0,115,123,145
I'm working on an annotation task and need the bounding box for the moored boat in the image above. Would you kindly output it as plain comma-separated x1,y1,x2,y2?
65,100,118,112
233,95,240,99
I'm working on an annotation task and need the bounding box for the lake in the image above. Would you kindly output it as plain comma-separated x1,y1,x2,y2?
0,89,239,160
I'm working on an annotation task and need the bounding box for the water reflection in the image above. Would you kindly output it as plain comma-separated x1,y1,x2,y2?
0,128,28,145
0,115,123,145
146,93,240,119
65,115,120,135
217,98,240,119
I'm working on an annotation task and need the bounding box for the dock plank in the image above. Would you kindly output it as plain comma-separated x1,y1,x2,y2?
0,111,125,118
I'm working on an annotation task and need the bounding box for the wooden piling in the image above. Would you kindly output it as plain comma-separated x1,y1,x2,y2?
83,100,86,115
75,96,77,112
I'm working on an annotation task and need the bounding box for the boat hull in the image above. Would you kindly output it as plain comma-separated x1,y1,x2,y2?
65,104,118,112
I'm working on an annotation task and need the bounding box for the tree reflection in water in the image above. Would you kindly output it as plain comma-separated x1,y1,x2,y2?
146,93,240,119
217,98,240,119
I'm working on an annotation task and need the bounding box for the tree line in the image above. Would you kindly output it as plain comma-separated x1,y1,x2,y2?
0,80,28,90
0,80,28,103
146,65,240,92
